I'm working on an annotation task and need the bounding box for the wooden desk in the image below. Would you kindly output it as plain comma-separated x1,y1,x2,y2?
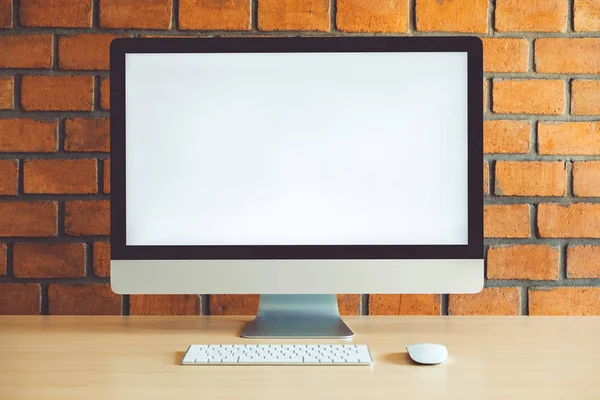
1,316,599,399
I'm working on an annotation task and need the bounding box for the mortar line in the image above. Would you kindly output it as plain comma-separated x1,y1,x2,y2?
12,0,19,28
565,79,573,116
328,0,336,32
565,160,573,197
567,0,574,33
92,0,100,28
440,294,449,316
408,0,416,34
487,0,496,35
40,283,49,315
361,294,369,315
200,294,209,315
251,0,259,32
530,118,538,155
530,203,538,239
85,240,94,277
520,286,528,315
5,243,14,277
172,0,179,31
558,243,567,280
122,294,130,316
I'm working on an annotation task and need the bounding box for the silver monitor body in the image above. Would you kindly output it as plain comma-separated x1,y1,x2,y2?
110,37,484,338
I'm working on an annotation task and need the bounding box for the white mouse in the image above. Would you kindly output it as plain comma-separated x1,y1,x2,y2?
406,343,448,365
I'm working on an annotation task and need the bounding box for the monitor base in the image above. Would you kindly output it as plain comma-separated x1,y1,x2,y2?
241,294,354,339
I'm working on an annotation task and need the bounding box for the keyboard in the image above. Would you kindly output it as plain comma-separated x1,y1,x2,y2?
181,344,373,366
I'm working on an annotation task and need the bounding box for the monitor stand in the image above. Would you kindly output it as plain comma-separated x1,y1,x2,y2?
240,295,354,339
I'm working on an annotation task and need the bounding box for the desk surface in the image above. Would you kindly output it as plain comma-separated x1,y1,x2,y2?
1,316,599,399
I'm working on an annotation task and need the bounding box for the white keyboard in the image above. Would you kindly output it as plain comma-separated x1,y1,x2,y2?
181,344,373,366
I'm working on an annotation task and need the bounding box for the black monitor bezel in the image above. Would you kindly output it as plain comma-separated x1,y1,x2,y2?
110,36,483,260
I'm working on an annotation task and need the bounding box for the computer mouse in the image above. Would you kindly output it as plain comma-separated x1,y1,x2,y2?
406,343,448,365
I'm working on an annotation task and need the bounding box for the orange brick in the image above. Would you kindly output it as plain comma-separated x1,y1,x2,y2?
415,0,487,33
482,38,528,72
573,162,600,197
49,284,121,315
575,0,600,32
571,80,600,115
538,203,600,238
493,80,564,115
65,200,110,236
0,201,57,237
100,78,110,110
65,118,110,152
487,245,559,280
449,288,520,316
336,294,361,315
495,0,566,32
484,204,530,238
13,243,85,278
483,161,489,195
0,160,18,195
0,76,13,109
24,159,97,194
0,119,57,153
130,295,200,315
93,242,110,277
529,287,600,315
0,243,5,275
19,0,92,27
369,294,440,315
101,0,172,29
538,122,600,155
0,0,12,28
495,161,566,196
0,284,41,315
104,159,111,194
0,35,53,68
567,246,600,278
21,76,93,111
484,120,530,153
258,0,329,31
180,0,250,30
209,295,258,315
535,38,600,74
336,0,408,33
59,34,122,70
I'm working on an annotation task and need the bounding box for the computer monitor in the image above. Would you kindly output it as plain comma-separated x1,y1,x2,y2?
110,37,483,339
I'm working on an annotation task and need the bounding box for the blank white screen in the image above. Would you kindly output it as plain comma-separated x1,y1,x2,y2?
125,52,468,246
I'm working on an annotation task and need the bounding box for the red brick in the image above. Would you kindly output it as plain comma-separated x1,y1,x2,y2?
100,78,110,110
529,287,600,315
573,161,600,197
59,34,123,70
416,0,487,33
24,159,97,194
484,204,530,238
209,294,259,315
0,76,13,109
19,0,92,27
336,0,408,33
567,246,600,279
0,119,57,153
179,0,250,30
101,0,171,29
538,203,600,238
575,0,600,32
0,35,53,68
484,120,530,154
13,243,85,278
483,161,489,195
336,294,361,315
495,0,567,32
93,242,110,277
482,38,528,72
539,122,600,155
0,160,18,195
0,0,12,28
0,202,57,237
0,284,40,315
449,288,520,315
130,295,200,315
104,159,110,194
369,294,440,315
0,243,6,275
65,200,110,236
49,284,121,315
258,0,329,31
487,245,559,280
571,80,600,115
21,76,93,111
535,38,600,74
495,161,566,196
65,118,110,152
493,80,564,115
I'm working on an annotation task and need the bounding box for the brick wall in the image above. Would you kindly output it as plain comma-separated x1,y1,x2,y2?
1,0,599,316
